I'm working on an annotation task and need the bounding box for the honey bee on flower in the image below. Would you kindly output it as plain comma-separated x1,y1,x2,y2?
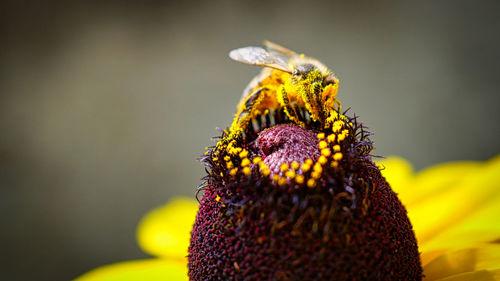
228,41,341,135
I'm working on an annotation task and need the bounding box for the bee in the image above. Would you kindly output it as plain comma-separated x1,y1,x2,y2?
229,41,340,132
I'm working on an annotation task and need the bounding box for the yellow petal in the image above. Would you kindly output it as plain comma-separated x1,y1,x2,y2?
377,156,415,200
377,157,480,208
419,197,500,253
73,259,187,281
434,268,500,281
406,161,481,207
423,245,500,280
137,197,198,258
410,155,500,247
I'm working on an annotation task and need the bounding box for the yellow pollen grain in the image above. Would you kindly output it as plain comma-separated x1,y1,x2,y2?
301,163,311,172
226,161,233,169
272,174,280,182
261,168,271,177
280,163,289,172
317,133,325,139
327,134,336,143
291,161,300,170
334,120,345,127
252,157,262,164
318,155,328,165
230,168,238,176
318,141,328,149
285,170,296,178
305,159,313,165
321,148,331,157
311,171,321,179
278,177,287,186
241,158,251,167
224,156,231,161
242,166,251,176
239,150,249,159
295,174,304,184
307,178,316,188
338,134,346,142
313,163,323,173
330,161,339,168
215,194,221,202
333,145,341,152
333,152,343,161
212,157,218,161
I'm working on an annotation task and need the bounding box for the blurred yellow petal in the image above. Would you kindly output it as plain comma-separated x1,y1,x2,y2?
423,245,500,280
137,197,198,258
378,156,415,199
419,197,500,253
406,161,481,207
74,259,187,281
434,268,500,281
410,155,500,246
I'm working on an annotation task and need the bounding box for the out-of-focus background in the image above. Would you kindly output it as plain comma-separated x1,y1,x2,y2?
1,0,499,280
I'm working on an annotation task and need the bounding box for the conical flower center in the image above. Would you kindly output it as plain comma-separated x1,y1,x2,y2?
189,109,422,280
252,124,320,175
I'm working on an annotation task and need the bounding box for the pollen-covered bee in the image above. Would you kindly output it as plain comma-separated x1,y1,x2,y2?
228,41,341,137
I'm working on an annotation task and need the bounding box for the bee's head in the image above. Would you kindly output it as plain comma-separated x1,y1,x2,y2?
293,61,338,87
293,63,318,77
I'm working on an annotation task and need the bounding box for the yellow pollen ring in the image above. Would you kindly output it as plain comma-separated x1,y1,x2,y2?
318,155,328,165
327,134,336,143
333,152,343,161
241,158,251,167
301,163,311,172
252,157,262,164
318,141,328,150
239,150,249,159
307,178,316,188
295,174,304,184
242,166,251,176
230,168,238,176
280,163,289,172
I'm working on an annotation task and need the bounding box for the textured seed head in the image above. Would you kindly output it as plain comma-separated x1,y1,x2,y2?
189,121,422,280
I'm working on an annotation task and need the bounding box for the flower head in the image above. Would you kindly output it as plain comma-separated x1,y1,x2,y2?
189,43,422,280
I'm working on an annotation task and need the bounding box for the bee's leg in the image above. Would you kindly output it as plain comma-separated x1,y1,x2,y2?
309,81,324,121
233,87,267,134
277,84,302,125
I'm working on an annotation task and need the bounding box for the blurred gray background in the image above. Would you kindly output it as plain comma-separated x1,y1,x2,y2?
1,0,499,280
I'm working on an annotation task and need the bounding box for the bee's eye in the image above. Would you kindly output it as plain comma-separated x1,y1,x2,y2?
323,75,338,86
296,63,316,75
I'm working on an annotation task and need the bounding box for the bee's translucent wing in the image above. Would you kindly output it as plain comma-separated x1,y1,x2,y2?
229,46,292,73
264,40,331,75
263,40,298,57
